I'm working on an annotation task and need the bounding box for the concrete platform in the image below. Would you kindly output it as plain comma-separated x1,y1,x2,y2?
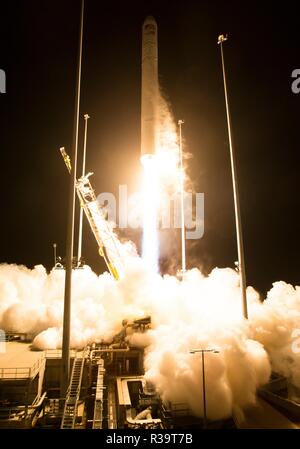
0,342,45,380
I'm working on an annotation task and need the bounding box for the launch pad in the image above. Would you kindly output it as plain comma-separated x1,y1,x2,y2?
0,342,225,429
0,7,299,432
1,335,300,429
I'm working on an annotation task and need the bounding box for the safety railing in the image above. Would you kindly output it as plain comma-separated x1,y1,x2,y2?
45,349,78,359
0,356,45,380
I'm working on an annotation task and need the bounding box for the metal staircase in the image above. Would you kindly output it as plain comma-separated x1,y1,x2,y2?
60,352,85,429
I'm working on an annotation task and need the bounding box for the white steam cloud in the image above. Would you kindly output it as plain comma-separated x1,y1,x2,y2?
1,261,299,420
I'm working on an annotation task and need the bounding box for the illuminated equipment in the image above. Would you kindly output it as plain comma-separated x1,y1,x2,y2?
60,147,125,281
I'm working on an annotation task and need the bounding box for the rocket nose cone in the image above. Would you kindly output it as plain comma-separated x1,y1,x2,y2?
143,15,157,26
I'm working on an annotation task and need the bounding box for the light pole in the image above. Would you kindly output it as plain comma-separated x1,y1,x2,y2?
53,243,57,267
218,34,248,319
77,113,90,266
178,119,186,275
190,348,219,429
61,0,85,398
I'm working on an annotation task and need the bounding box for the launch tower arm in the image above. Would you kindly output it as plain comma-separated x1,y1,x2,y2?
59,148,125,280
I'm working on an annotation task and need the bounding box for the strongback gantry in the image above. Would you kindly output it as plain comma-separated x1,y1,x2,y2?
60,147,125,281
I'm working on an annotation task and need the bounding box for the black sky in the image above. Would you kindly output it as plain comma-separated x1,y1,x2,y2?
0,0,299,296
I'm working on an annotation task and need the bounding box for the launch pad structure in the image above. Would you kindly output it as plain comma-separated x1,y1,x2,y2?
1,132,300,428
1,10,300,431
0,327,169,430
60,147,126,282
0,336,300,429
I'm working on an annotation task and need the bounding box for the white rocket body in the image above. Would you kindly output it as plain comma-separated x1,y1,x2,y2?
141,16,158,162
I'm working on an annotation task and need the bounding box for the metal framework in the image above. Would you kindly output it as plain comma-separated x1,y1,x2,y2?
60,351,85,429
92,359,106,429
60,147,125,281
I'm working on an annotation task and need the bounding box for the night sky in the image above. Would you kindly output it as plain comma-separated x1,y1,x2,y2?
0,0,299,296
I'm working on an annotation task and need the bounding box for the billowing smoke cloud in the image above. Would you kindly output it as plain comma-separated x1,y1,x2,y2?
1,261,299,420
156,93,201,271
157,91,193,192
249,281,300,389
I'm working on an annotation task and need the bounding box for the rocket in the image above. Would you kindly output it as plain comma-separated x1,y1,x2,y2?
141,16,158,163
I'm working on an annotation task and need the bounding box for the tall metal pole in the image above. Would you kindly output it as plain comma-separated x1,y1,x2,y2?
178,120,186,274
53,243,57,267
190,348,219,429
77,113,90,265
218,35,248,319
201,351,207,429
61,0,85,397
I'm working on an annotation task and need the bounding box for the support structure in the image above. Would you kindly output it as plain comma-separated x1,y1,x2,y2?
61,0,85,398
190,348,219,429
53,243,57,267
61,351,85,429
92,359,106,429
60,148,125,281
218,34,248,319
77,113,90,266
178,119,186,275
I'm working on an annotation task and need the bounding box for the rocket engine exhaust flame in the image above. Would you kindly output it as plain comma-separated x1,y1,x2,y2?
140,17,183,274
140,16,160,272
141,156,159,273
